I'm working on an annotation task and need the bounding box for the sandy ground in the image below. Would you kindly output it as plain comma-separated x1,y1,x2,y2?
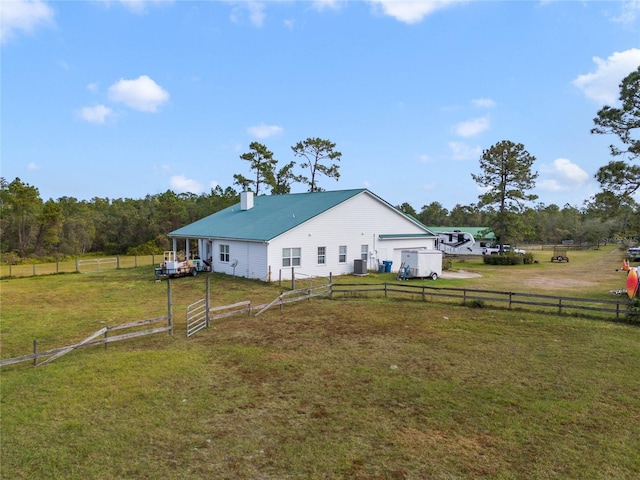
440,270,482,279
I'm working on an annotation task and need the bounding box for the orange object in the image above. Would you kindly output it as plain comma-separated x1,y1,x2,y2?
622,259,631,271
627,267,639,300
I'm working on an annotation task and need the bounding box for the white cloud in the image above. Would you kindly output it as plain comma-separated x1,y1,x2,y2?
610,1,640,24
453,117,490,137
86,82,99,93
538,158,589,192
107,75,169,112
573,48,640,105
471,98,496,109
312,0,343,11
418,154,433,163
27,162,39,170
100,0,173,14
448,141,481,160
247,123,283,139
1,0,55,44
79,104,113,124
170,175,204,194
367,0,466,24
230,1,266,27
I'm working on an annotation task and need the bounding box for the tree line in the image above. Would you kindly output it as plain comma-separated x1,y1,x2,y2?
2,173,636,262
1,67,638,261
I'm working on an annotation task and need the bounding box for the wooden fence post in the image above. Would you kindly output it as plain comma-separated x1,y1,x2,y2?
205,276,211,328
167,278,173,335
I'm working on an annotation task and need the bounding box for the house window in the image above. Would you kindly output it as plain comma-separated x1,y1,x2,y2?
282,248,301,267
317,246,326,265
338,245,347,263
361,244,368,261
219,244,229,262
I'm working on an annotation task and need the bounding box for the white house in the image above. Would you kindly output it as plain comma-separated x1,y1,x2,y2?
168,188,438,281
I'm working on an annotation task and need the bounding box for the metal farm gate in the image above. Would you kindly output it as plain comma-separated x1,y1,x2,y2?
186,278,210,337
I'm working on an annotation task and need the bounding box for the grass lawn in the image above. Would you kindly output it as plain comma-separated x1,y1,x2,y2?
1,246,639,479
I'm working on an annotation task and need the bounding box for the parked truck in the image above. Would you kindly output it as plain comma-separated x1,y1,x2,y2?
154,251,206,279
482,244,526,255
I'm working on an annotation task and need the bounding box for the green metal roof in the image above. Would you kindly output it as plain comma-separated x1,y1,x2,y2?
170,189,376,241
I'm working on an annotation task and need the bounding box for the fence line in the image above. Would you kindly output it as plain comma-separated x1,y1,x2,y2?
1,280,174,368
331,282,638,322
1,254,159,278
76,257,118,273
0,315,172,368
255,284,332,317
185,281,332,337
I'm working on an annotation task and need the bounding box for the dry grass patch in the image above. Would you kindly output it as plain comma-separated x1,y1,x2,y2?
2,256,640,479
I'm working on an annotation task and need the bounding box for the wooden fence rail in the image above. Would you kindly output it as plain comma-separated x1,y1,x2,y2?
0,316,172,368
331,282,638,322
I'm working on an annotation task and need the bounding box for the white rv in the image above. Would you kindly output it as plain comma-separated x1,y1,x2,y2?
435,230,482,255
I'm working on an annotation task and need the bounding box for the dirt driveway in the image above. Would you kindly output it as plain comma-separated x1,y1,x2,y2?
440,270,482,279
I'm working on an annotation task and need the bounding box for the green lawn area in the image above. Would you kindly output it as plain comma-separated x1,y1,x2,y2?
1,247,639,479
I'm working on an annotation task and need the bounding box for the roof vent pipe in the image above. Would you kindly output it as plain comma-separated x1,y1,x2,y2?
241,190,254,211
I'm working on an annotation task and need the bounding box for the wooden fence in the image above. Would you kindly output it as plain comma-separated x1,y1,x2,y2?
4,279,635,367
186,278,331,336
0,316,172,368
1,279,175,368
331,282,639,322
1,254,159,278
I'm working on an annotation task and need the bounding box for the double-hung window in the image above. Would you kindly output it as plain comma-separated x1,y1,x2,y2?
338,245,347,263
361,245,368,261
317,246,326,265
219,244,230,262
282,248,301,267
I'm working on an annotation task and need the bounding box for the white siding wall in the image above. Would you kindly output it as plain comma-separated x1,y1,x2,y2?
267,192,435,280
210,239,268,280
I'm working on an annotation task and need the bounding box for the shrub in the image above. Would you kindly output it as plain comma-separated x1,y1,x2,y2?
482,253,524,265
127,240,165,256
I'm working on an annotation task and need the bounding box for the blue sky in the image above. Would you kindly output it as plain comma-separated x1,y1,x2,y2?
2,0,639,211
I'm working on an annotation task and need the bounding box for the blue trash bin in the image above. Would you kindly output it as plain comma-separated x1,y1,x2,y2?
383,260,392,273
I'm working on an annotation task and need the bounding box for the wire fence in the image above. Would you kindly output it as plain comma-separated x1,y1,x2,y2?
1,255,159,278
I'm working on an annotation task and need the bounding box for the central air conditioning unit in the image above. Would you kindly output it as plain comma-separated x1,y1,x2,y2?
353,259,367,275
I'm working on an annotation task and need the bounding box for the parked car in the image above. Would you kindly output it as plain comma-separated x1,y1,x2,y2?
482,244,526,255
627,246,640,261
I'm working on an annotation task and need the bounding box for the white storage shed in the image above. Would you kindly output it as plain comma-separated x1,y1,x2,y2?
399,249,443,280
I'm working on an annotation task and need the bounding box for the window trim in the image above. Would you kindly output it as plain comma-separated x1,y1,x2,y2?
282,247,301,267
317,246,326,265
219,244,230,263
338,245,347,264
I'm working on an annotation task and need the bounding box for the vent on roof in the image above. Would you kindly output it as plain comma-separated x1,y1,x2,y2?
241,191,254,210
